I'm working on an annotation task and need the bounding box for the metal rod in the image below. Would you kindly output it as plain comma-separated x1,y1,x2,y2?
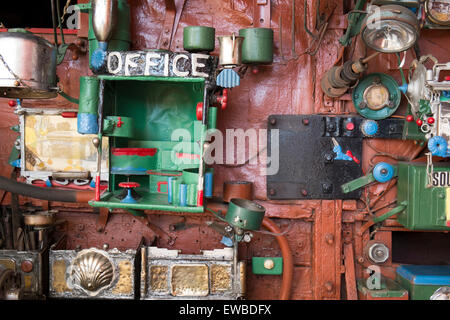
50,0,58,45
361,51,381,64
95,80,105,201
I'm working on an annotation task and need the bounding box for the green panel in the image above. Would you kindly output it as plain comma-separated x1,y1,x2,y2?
89,192,204,213
208,107,218,130
252,257,283,275
396,274,441,300
396,162,450,231
110,80,204,142
239,28,273,65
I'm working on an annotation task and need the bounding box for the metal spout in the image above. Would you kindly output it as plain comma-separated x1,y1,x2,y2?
92,0,118,43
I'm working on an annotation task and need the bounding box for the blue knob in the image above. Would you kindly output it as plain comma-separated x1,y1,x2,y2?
373,162,395,183
428,136,449,157
361,120,379,137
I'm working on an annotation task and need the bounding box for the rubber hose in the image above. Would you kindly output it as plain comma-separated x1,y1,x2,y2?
206,202,294,300
0,176,94,203
261,217,294,300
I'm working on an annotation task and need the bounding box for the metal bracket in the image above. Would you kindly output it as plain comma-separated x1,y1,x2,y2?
158,0,186,50
254,0,271,28
96,207,110,233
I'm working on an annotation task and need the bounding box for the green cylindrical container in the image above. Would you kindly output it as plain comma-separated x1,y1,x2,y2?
239,28,273,65
88,0,131,68
79,76,99,114
104,116,134,138
183,26,216,52
225,198,266,231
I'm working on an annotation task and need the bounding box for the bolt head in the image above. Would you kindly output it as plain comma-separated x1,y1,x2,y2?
302,118,309,125
301,189,308,196
21,260,33,273
263,259,275,270
270,118,276,125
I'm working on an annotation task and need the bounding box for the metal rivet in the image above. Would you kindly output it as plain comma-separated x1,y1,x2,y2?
264,259,274,270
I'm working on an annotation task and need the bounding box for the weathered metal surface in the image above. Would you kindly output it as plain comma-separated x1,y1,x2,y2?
49,246,138,299
140,246,244,299
267,115,363,199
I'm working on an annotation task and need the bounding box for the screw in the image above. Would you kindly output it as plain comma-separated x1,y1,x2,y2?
326,123,336,132
324,282,334,292
269,188,276,196
301,189,308,196
302,118,309,125
357,256,364,264
270,118,276,125
264,259,275,270
381,168,388,175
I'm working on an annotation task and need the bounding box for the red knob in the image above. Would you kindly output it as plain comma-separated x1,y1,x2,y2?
346,122,355,131
116,116,124,128
416,119,423,126
445,76,450,81
220,89,228,110
8,100,16,107
406,115,414,122
427,117,435,124
196,102,203,121
118,182,140,188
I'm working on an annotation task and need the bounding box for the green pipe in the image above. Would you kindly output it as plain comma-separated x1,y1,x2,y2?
372,201,407,224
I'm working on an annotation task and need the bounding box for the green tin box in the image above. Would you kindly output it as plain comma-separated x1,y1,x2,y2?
396,265,450,300
396,162,450,231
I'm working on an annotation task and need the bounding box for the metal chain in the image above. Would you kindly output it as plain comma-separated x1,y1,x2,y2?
426,152,434,188
0,53,30,88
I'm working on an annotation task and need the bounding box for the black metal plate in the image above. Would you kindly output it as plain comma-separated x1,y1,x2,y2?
267,115,404,200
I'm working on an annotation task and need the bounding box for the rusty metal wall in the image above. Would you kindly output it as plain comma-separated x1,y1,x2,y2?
0,0,449,300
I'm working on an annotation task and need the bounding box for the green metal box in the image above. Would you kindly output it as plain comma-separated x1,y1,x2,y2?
396,162,450,231
396,265,450,300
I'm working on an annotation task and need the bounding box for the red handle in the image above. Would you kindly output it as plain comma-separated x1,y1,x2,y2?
346,150,360,164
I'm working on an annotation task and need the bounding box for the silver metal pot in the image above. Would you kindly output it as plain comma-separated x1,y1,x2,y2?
0,31,57,99
218,34,244,67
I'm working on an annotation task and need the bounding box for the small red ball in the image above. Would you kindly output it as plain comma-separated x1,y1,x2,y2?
427,117,435,124
416,119,423,126
406,115,414,122
8,100,16,107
